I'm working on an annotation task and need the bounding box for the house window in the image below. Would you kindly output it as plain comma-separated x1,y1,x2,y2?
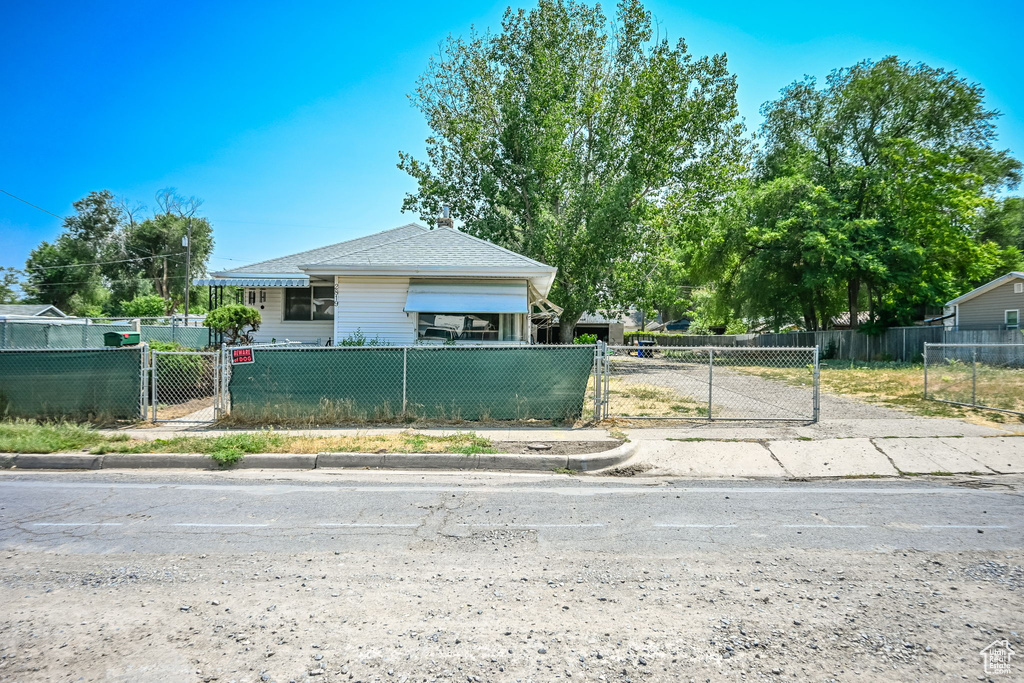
284,286,334,321
1007,310,1020,330
416,313,523,342
1015,282,1023,294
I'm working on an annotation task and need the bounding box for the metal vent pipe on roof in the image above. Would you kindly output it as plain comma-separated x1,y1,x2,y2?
437,205,454,229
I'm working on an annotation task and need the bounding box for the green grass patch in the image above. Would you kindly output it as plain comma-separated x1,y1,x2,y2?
0,419,130,453
0,420,496,459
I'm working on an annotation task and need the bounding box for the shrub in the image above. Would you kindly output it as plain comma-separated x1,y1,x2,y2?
338,328,388,346
206,305,261,344
120,295,168,321
573,333,598,344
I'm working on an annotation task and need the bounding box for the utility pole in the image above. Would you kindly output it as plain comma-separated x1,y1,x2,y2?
183,219,192,328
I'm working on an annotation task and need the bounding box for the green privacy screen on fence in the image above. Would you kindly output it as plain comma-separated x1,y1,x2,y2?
228,345,594,422
0,321,209,350
0,347,143,420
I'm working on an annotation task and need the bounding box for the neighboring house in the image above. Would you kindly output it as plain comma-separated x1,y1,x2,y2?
195,223,557,345
534,311,629,344
0,304,67,318
944,272,1024,331
829,311,872,330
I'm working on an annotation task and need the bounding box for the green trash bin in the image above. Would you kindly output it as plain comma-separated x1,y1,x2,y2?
104,331,141,347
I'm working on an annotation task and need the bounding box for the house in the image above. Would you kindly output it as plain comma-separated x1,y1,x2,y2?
534,311,631,344
944,272,1024,331
0,304,67,318
195,223,558,345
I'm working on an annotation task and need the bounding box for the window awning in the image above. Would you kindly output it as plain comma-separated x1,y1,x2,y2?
404,281,528,313
193,277,310,287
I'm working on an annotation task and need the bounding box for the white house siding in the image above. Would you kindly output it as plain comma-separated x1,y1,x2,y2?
244,287,334,345
957,277,1024,329
334,276,417,345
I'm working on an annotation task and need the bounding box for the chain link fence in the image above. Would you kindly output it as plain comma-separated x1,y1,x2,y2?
0,319,209,350
923,343,1024,416
596,345,818,422
0,346,145,420
151,351,219,422
222,344,596,424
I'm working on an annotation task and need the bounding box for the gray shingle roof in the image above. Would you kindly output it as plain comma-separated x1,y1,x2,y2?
304,227,553,271
224,223,430,274
0,304,66,317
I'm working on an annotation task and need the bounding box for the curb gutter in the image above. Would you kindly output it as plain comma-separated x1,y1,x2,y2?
0,442,636,474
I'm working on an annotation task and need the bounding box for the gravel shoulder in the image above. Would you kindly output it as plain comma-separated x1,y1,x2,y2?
1,548,1020,682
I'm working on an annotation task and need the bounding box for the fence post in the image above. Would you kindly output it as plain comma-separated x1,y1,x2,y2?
221,343,230,417
923,344,929,399
972,347,978,406
707,348,714,422
593,342,604,422
151,351,159,421
812,345,820,423
140,345,148,420
213,345,221,420
602,343,610,419
1,320,5,349
402,347,408,415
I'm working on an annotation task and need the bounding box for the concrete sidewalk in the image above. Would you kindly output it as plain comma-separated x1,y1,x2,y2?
88,417,1023,478
632,436,1024,478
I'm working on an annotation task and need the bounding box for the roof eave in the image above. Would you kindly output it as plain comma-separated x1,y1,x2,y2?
945,272,1024,306
301,264,558,296
299,264,555,277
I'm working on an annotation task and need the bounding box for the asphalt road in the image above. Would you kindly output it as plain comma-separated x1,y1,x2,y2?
1,470,1020,554
2,470,1023,682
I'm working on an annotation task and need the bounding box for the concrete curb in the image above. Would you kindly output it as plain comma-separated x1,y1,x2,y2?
0,442,637,473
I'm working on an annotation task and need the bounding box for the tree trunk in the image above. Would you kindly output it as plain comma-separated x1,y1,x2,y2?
847,278,860,330
558,312,582,344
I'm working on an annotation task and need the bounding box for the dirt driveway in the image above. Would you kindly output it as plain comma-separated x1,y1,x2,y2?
607,352,914,421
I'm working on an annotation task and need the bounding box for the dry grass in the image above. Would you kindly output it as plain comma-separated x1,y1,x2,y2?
736,362,1024,428
584,375,708,420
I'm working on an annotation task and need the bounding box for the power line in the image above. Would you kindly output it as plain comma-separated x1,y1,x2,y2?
27,273,192,289
0,189,65,220
24,252,187,271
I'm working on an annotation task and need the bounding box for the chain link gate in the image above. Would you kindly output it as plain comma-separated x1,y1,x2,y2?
593,343,819,422
150,349,221,422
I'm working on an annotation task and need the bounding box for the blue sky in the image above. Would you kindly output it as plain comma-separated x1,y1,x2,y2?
2,0,1022,273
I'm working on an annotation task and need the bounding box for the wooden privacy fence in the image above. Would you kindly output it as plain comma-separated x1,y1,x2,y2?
628,328,1022,362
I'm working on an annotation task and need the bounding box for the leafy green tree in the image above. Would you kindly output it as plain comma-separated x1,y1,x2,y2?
103,190,213,311
0,267,23,304
978,196,1024,252
23,191,122,314
686,57,1021,329
206,304,261,344
399,0,745,341
120,294,168,320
